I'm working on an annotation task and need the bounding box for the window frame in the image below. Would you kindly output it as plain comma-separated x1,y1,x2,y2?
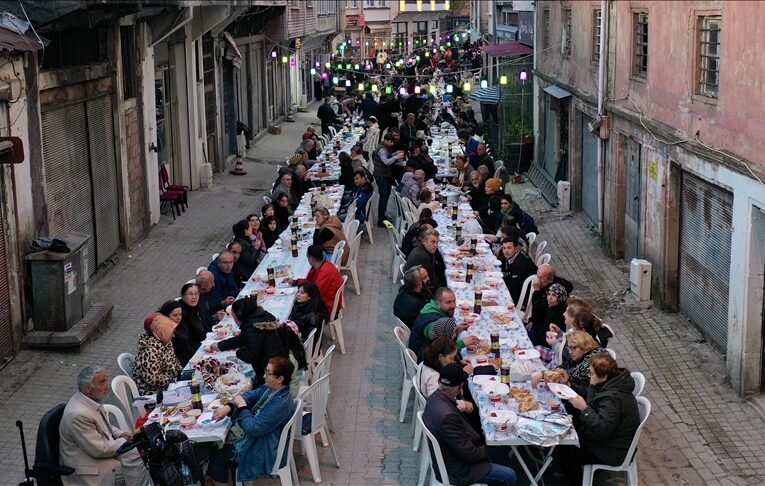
562,8,572,59
696,15,721,99
632,11,648,79
543,9,550,49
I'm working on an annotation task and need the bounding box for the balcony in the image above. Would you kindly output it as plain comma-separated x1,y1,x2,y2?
496,23,518,41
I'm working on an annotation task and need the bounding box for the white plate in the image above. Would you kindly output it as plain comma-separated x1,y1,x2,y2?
547,382,578,400
486,409,518,425
514,349,541,360
484,382,510,396
472,375,500,386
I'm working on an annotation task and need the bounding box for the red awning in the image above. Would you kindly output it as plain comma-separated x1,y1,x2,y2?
480,42,533,58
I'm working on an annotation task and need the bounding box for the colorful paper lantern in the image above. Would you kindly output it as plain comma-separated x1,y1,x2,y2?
371,84,378,92
345,80,351,87
281,56,288,64
480,80,488,88
310,68,316,75
333,76,339,84
446,84,453,93
385,86,392,94
414,86,421,94
463,82,471,91
358,83,365,91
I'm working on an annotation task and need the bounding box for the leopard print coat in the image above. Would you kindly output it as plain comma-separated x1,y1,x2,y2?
133,333,183,395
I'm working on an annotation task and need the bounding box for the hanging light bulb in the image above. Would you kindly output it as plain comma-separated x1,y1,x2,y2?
345,80,351,87
271,50,277,58
430,0,436,10
290,57,296,67
325,62,330,68
399,0,406,11
414,86,421,94
358,83,365,91
321,72,328,80
281,55,288,64
425,51,430,58
445,0,450,9
346,63,352,70
385,63,391,69
371,84,378,92
500,75,508,85
430,85,436,94
310,68,316,75
480,80,488,88
354,64,360,70
399,87,407,95
385,86,392,94
333,76,338,84
446,84,453,93
519,71,528,83
315,61,320,68
416,55,421,61
416,0,423,12
463,82,471,91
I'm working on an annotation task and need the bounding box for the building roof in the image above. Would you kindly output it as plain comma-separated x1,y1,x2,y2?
480,41,533,57
0,26,45,51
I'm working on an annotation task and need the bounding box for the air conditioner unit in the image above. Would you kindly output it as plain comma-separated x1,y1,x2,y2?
557,180,571,212
629,259,652,301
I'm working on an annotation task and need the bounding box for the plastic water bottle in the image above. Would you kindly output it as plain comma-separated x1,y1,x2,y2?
180,461,194,485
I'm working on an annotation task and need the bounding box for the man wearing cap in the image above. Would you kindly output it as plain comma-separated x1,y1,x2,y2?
422,364,518,486
286,245,343,312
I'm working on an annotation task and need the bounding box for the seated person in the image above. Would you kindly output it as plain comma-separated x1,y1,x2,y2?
498,236,537,304
313,207,349,265
417,144,438,180
260,216,280,249
340,169,374,225
208,251,239,309
227,242,248,290
393,265,432,329
556,354,640,485
422,364,518,486
479,195,503,235
273,193,293,231
533,331,606,398
208,357,298,485
338,152,355,191
176,283,207,366
132,313,182,395
350,144,371,172
401,169,425,204
401,211,437,257
292,164,309,200
403,228,447,293
196,270,228,331
270,171,298,208
527,264,574,346
545,299,613,369
466,171,487,211
289,281,329,341
60,366,151,486
452,154,470,188
261,203,275,219
416,189,440,217
286,245,343,313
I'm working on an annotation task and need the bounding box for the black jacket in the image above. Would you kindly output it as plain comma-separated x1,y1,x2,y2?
529,276,574,346
173,301,207,366
400,121,417,151
500,252,537,304
198,291,222,332
289,300,322,340
403,245,447,293
233,236,259,277
468,184,486,211
217,309,287,383
393,286,430,329
422,389,491,485
579,369,641,466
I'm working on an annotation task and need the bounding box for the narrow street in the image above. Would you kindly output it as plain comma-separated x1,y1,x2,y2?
0,106,761,485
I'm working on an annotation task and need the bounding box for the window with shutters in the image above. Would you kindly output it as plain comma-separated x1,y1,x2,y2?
563,8,571,59
633,12,648,78
543,9,550,49
592,9,601,63
697,15,721,99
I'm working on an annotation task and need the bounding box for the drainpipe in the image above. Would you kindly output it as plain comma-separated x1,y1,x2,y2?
5,103,28,328
596,0,609,235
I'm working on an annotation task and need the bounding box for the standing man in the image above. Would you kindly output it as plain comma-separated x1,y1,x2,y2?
317,97,340,136
372,133,404,227
59,366,151,486
399,113,418,153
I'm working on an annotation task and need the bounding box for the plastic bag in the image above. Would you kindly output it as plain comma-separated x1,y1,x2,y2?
508,359,546,382
214,371,252,399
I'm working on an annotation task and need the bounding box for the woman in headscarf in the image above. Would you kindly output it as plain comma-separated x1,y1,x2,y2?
543,283,569,332
132,313,182,395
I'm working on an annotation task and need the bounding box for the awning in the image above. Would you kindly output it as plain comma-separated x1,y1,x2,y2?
543,85,572,99
480,41,533,57
0,27,46,51
365,22,390,33
394,11,445,22
299,33,335,53
467,86,500,105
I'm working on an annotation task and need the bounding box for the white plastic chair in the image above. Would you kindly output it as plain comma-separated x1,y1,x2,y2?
117,352,135,378
211,252,220,263
605,348,617,360
364,195,375,243
302,329,317,385
602,323,616,340
631,371,646,397
536,252,552,266
340,232,363,295
271,398,303,485
102,403,130,432
383,220,402,282
111,375,140,425
412,363,428,452
330,240,346,268
298,374,340,483
263,195,273,205
328,276,348,354
195,266,207,275
399,263,406,283
529,240,547,263
582,396,652,486
405,210,417,225
343,218,360,242
525,232,537,246
517,274,538,322
343,200,357,231
394,326,417,423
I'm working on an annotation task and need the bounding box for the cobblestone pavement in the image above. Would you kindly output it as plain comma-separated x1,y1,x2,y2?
1,105,764,485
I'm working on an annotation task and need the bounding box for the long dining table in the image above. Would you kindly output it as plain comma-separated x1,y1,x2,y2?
430,193,579,486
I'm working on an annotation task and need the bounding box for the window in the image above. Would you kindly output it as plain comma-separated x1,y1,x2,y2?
698,15,721,98
592,9,602,63
349,0,357,6
120,26,137,99
543,9,550,49
633,12,648,78
563,8,571,59
392,22,408,52
414,21,428,46
366,0,386,6
432,20,438,30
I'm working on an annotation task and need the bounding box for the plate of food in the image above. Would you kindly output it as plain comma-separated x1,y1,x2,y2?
547,382,578,400
484,381,510,396
514,348,541,360
472,375,500,386
487,409,518,425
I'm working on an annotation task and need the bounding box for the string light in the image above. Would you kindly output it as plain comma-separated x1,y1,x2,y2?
333,76,338,84
385,86,392,94
430,85,436,93
414,86,421,94
371,84,378,92
463,82,471,91
345,79,351,87
325,62,330,68
310,68,316,75
358,83,364,91
446,84,453,93
500,75,508,85
399,87,407,95
480,80,487,88
281,55,288,63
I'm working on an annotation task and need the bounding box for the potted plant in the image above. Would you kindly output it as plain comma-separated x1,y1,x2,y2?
508,122,533,144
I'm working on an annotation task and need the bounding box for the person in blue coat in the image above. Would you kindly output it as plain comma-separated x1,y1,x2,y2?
208,251,238,309
207,356,298,484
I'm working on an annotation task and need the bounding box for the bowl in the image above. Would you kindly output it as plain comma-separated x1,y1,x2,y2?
180,416,196,430
176,400,192,414
183,409,202,418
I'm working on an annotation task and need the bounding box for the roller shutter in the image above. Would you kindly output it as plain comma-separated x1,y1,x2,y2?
0,201,12,365
678,173,733,351
580,115,599,225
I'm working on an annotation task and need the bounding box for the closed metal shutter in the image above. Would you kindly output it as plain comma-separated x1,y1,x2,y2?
580,116,599,225
0,202,13,365
86,96,121,266
678,173,733,351
42,104,97,275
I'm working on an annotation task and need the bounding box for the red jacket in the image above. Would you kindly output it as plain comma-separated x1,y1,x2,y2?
297,261,343,313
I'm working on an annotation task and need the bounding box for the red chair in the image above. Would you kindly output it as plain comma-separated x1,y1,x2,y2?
158,173,184,220
160,164,188,209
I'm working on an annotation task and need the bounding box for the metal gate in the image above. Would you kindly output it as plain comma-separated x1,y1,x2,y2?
0,202,13,365
42,95,121,275
678,173,733,351
580,116,599,224
624,138,642,260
